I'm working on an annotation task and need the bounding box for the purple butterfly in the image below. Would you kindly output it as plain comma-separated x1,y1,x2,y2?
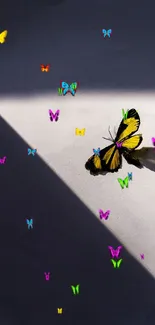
99,209,110,220
152,137,155,146
116,142,122,148
108,246,122,258
49,109,60,122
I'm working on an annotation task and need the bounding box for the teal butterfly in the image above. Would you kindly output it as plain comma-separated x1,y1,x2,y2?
117,176,129,189
122,109,128,120
128,172,132,180
111,259,123,268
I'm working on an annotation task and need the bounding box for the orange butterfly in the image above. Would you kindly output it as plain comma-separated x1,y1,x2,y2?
40,64,50,72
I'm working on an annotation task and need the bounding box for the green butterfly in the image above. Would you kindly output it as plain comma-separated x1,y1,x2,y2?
71,284,80,295
122,109,128,120
111,259,123,268
117,176,129,189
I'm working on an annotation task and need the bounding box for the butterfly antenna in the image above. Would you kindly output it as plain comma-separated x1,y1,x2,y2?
108,126,114,141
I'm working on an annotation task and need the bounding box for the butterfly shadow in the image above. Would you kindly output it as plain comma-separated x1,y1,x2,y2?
127,147,155,173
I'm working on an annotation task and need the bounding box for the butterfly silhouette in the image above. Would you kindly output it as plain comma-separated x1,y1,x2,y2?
26,219,33,229
57,308,63,314
40,64,50,72
117,176,129,189
0,30,8,44
93,148,100,156
61,81,78,96
111,259,123,268
152,137,155,146
122,108,128,120
99,209,110,220
108,246,122,258
49,110,60,122
128,172,132,181
75,128,85,136
102,29,112,38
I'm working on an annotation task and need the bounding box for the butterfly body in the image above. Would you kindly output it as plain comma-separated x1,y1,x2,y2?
75,128,85,136
40,64,50,72
102,29,112,37
111,259,122,268
85,109,143,174
108,246,122,258
140,254,144,260
49,110,60,122
61,81,78,96
117,176,129,189
99,209,110,220
0,30,7,43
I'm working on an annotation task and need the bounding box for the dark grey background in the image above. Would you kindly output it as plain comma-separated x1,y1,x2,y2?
1,0,155,324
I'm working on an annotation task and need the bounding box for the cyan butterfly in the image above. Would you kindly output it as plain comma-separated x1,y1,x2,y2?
102,29,112,38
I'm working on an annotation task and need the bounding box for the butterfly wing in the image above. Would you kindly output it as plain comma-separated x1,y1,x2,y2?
117,259,123,268
71,286,76,294
55,110,60,121
105,210,110,219
115,109,141,143
99,143,122,172
111,259,117,268
102,29,107,37
124,176,129,188
108,246,115,258
82,128,85,135
40,64,45,71
46,64,50,72
99,209,104,219
0,30,8,43
117,178,124,189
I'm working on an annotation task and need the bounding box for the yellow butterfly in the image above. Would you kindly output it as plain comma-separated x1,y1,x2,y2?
85,109,143,174
0,30,8,44
75,128,85,136
57,308,63,314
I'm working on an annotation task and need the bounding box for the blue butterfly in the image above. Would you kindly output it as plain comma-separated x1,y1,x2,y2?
93,148,100,156
28,148,37,156
128,172,132,181
61,81,77,96
26,219,33,229
102,29,112,38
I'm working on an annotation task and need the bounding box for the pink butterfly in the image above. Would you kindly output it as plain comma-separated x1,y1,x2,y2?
99,209,110,220
49,109,60,122
152,137,155,146
108,246,122,258
140,254,144,260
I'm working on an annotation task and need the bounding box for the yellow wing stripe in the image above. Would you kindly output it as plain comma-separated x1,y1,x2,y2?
119,117,140,141
121,134,142,150
110,148,120,170
101,145,116,164
93,155,102,169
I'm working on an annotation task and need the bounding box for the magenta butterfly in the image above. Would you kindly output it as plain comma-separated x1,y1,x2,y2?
152,137,155,146
49,109,60,122
99,209,110,220
108,246,122,258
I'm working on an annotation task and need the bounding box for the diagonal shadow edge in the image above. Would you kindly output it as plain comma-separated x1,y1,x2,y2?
0,116,155,325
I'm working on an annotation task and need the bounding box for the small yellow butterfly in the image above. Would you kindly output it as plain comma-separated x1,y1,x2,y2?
0,30,8,44
75,128,85,136
57,308,63,314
